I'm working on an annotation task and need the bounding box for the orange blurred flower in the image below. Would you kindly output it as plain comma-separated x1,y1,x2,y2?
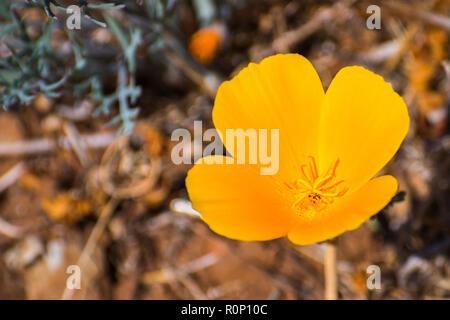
189,24,224,64
186,54,409,245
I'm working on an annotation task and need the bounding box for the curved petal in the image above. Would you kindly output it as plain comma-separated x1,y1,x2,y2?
213,54,325,183
186,156,294,241
318,66,409,193
288,175,398,245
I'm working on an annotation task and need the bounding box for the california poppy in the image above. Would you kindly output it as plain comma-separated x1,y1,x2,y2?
189,24,225,64
186,54,409,245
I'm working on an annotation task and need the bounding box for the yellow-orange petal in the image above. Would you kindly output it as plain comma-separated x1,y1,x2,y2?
318,66,409,193
287,175,398,245
186,156,294,241
213,54,325,183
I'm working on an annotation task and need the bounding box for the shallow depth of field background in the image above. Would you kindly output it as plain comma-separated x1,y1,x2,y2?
0,0,449,299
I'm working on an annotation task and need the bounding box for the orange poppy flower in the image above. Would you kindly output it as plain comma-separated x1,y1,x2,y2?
189,25,224,64
186,54,409,245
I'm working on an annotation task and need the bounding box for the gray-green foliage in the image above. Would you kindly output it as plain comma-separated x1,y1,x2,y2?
0,0,238,134
0,0,174,135
0,4,66,109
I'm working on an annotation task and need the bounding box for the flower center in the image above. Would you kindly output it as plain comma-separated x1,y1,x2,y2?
285,156,348,212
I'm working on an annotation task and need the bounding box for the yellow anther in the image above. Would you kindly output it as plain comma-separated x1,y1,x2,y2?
286,157,348,212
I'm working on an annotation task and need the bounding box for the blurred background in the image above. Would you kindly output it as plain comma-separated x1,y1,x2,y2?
0,0,449,299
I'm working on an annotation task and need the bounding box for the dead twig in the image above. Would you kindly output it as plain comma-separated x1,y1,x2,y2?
0,162,26,193
0,162,27,238
179,275,208,300
63,122,92,167
61,197,119,300
170,198,201,218
164,49,220,97
0,217,24,239
272,7,334,53
141,252,219,285
0,132,116,158
382,1,450,31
